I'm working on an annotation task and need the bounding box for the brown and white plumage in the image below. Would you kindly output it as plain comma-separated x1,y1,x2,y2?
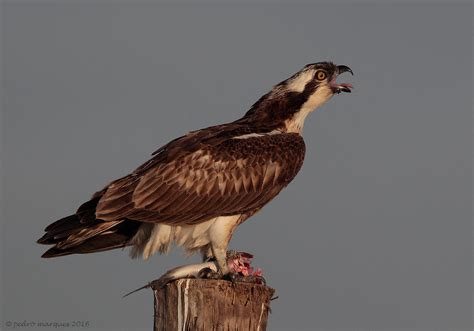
38,61,353,277
96,132,305,226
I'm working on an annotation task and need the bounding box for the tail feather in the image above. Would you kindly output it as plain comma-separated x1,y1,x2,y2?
44,214,81,232
38,214,84,245
76,196,102,224
56,220,122,249
39,218,141,258
41,232,131,258
38,195,141,258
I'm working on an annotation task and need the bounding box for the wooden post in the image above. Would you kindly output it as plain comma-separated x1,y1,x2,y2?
152,279,275,331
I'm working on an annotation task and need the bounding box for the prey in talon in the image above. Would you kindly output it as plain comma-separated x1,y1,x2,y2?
124,251,264,297
37,62,353,291
201,251,265,285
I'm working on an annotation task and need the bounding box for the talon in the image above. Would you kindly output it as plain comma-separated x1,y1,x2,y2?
222,272,239,283
198,267,220,280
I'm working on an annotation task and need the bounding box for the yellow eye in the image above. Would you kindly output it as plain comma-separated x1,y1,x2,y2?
316,70,327,81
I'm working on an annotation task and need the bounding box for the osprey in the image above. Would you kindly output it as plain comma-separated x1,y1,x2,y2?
38,62,353,286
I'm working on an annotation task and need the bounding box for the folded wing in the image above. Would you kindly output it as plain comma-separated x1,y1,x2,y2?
96,133,305,225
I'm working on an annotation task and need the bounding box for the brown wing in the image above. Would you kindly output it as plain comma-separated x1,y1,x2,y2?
95,133,305,225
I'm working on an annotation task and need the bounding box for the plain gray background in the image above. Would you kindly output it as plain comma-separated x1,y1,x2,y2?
1,1,472,331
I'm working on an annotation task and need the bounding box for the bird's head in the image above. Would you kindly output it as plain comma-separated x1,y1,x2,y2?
244,62,353,133
285,62,353,96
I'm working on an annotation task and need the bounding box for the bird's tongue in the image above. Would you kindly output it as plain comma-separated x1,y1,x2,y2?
337,83,353,93
338,83,353,89
331,81,353,93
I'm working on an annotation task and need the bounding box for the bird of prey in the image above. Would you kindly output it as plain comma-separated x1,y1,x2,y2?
38,61,353,286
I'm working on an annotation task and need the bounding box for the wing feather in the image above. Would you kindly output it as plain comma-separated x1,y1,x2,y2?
95,133,305,225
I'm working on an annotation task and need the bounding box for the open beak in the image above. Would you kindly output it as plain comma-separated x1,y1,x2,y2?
330,65,354,94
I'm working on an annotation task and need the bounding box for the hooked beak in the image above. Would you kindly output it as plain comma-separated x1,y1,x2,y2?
337,65,354,76
330,65,354,94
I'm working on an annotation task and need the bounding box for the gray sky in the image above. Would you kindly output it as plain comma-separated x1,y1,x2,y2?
1,2,472,331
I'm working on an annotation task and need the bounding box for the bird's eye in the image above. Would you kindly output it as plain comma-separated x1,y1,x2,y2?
315,70,327,81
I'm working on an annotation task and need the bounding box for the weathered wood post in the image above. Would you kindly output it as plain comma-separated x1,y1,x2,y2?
152,279,275,331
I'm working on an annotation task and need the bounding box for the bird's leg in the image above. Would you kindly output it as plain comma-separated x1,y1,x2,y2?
212,245,230,276
196,245,230,280
197,245,220,279
208,217,236,276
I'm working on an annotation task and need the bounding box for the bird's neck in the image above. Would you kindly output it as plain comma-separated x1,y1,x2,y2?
283,109,311,134
240,86,334,134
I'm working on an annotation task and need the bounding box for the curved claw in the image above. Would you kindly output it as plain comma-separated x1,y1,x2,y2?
198,267,221,280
